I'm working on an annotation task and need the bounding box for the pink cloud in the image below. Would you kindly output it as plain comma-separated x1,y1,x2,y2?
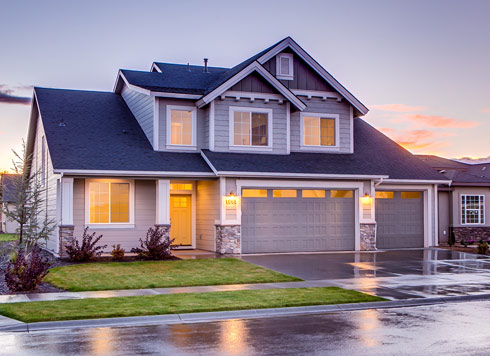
371,104,427,113
379,128,453,154
482,108,490,113
406,114,479,128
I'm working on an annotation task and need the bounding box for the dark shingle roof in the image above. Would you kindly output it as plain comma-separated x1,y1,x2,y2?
444,170,490,184
34,87,213,173
1,174,20,202
467,163,490,180
203,119,445,180
416,155,469,170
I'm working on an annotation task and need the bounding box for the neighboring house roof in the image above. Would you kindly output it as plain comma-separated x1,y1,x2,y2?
416,155,490,185
33,87,213,175
1,174,20,202
202,119,445,181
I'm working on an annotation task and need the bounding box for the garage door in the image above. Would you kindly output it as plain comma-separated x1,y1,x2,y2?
241,188,355,253
376,191,424,249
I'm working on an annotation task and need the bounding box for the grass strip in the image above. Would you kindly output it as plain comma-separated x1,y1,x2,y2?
44,258,302,292
0,287,386,323
0,234,17,242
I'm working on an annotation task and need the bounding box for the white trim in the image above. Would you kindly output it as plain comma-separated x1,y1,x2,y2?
291,90,342,102
60,177,74,226
300,112,340,151
236,179,363,251
156,179,170,225
383,179,452,184
200,151,219,175
196,61,306,111
153,97,160,150
276,53,294,80
349,106,354,153
286,101,291,154
151,63,162,73
166,105,197,150
54,169,216,177
257,38,369,115
219,171,389,179
221,91,285,103
433,184,439,246
209,100,215,151
84,178,135,228
460,194,485,225
151,92,201,99
229,106,273,151
170,181,196,249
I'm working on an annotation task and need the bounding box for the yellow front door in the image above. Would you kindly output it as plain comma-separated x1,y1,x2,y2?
170,194,192,246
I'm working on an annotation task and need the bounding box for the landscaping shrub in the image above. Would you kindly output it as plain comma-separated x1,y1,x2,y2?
111,244,125,261
65,227,107,262
461,238,468,247
131,227,174,260
5,247,50,292
477,239,489,255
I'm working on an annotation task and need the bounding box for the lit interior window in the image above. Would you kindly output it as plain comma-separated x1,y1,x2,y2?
302,190,325,198
242,189,267,198
303,116,335,146
170,183,192,191
89,182,130,224
330,190,353,198
170,110,193,145
375,191,394,199
401,192,421,199
273,190,297,198
233,111,268,146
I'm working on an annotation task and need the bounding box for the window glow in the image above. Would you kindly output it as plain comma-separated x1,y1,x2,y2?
401,192,421,199
242,189,267,198
170,183,192,191
89,182,130,224
375,191,394,199
170,110,193,145
233,111,268,146
303,116,335,146
330,190,353,198
273,189,297,198
302,189,325,198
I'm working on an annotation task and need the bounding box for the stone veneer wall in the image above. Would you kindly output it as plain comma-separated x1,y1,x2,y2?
453,226,490,241
216,225,241,254
59,225,74,258
360,223,376,251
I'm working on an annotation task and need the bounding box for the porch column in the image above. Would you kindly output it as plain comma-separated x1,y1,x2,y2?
156,179,171,238
59,177,74,258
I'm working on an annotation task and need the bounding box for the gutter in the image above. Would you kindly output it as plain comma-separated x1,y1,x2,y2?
53,169,216,178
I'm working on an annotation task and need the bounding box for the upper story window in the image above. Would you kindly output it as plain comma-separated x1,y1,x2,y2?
166,105,197,149
276,53,294,80
86,179,134,227
301,113,339,149
229,107,272,151
461,195,485,225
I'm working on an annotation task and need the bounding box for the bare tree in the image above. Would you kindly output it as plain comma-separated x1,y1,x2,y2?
1,143,56,251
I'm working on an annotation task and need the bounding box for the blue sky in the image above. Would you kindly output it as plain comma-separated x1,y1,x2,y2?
1,0,489,170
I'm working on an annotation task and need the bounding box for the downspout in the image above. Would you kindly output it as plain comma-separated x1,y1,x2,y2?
374,177,384,187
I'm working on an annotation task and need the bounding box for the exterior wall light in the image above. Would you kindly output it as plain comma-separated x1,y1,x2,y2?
225,192,238,209
361,192,372,205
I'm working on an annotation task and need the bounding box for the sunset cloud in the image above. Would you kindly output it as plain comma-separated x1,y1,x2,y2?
379,127,453,154
406,114,478,128
0,85,31,105
371,104,427,113
482,108,490,114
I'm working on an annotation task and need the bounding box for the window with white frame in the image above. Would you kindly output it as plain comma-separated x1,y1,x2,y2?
230,107,272,148
301,113,338,147
87,180,133,225
461,195,485,224
276,53,294,80
166,106,196,147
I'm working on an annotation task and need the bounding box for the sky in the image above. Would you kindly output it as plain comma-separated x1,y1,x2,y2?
0,0,489,171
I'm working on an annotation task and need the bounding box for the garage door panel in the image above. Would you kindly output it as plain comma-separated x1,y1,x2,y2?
376,191,424,249
242,189,355,253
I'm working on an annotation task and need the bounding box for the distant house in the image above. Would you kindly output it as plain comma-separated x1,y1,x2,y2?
0,174,20,234
25,37,446,257
417,155,490,243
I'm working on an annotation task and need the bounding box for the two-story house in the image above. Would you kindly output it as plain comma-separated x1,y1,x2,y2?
25,37,447,257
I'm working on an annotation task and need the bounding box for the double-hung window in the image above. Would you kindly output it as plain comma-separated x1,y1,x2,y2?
301,113,339,148
461,195,485,224
230,107,272,150
87,180,133,226
167,106,196,148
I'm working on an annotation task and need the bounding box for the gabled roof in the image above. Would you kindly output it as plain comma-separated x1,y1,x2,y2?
416,155,469,170
202,119,445,181
1,174,20,202
32,88,213,176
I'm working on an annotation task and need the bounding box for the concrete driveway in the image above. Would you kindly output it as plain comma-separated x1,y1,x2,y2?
240,248,490,300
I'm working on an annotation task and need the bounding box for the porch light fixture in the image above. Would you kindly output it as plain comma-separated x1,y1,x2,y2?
361,192,372,205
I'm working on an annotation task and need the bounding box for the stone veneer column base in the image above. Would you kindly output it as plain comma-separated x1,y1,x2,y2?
59,225,75,258
360,223,377,251
453,226,490,241
216,225,241,254
155,224,171,240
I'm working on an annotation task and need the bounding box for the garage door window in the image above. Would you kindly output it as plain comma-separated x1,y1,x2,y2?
242,189,267,198
375,191,394,199
273,190,297,198
401,192,421,199
302,190,325,198
461,195,485,224
330,190,353,198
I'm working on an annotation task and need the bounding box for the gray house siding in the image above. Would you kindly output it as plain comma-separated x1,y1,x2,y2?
73,178,156,252
157,98,208,151
121,84,154,146
196,179,220,251
230,73,276,93
290,98,352,153
213,97,288,154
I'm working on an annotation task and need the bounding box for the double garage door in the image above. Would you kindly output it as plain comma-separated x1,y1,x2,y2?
241,188,355,253
375,191,424,249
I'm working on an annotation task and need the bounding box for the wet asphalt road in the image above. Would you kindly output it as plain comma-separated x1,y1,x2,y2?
1,300,489,356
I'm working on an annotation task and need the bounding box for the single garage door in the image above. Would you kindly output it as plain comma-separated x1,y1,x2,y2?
241,188,355,253
376,191,424,249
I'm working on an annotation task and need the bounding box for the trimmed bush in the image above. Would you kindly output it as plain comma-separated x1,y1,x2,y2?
131,227,174,260
65,227,107,262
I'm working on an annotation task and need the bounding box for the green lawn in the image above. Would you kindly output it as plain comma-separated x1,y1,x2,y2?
0,287,386,323
0,234,17,242
44,258,302,292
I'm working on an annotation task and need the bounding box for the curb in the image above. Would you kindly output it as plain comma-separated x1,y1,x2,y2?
2,293,490,333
